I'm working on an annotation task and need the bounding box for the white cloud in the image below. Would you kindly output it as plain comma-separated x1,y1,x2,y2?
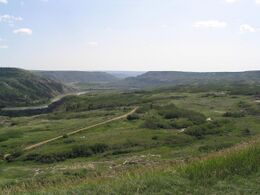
256,0,260,4
13,28,33,35
88,41,99,47
193,20,227,29
0,0,8,4
225,0,239,4
0,15,23,24
240,24,257,33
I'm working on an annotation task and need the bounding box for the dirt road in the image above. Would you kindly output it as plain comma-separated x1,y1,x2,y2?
3,107,138,160
23,107,138,151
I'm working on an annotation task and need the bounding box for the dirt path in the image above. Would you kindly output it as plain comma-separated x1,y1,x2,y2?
3,107,138,159
24,107,138,151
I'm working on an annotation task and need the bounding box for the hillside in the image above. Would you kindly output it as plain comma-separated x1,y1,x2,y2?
106,71,145,79
120,71,260,88
0,85,259,194
0,68,70,108
36,71,119,84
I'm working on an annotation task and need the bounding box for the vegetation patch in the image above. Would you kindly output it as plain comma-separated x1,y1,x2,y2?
184,119,232,139
181,145,260,184
24,143,110,163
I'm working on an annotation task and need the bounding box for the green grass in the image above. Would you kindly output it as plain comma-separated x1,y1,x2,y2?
7,140,259,195
0,87,259,194
181,143,260,183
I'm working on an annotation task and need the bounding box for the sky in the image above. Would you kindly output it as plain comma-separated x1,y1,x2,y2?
0,0,260,72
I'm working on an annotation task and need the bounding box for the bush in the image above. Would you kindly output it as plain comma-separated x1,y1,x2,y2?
62,134,69,139
185,120,231,139
199,143,233,152
136,104,154,114
223,112,245,118
241,128,251,136
127,113,140,121
25,143,110,163
89,143,109,154
143,111,170,129
71,145,93,158
164,134,194,147
158,104,206,125
6,149,23,162
63,138,76,144
170,118,194,129
152,136,159,140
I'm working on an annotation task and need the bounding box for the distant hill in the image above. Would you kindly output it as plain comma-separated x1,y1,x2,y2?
106,71,145,79
36,71,119,84
120,71,260,88
0,68,71,108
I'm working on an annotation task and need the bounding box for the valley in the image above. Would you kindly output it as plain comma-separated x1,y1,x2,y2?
1,1,260,194
0,79,259,194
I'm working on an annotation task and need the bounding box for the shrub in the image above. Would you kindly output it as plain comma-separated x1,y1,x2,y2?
223,112,245,118
6,149,23,162
89,143,109,154
185,120,231,138
25,143,110,163
111,150,132,156
158,104,206,125
241,128,251,136
199,143,233,152
170,118,194,129
62,134,69,139
24,153,41,161
164,134,194,147
152,136,159,140
136,104,154,114
71,145,94,157
127,113,140,121
143,111,170,129
63,138,76,144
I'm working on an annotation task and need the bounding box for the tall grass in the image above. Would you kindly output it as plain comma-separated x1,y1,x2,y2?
180,144,260,183
3,141,259,194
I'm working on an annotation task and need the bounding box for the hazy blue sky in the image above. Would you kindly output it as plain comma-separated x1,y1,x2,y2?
0,0,260,71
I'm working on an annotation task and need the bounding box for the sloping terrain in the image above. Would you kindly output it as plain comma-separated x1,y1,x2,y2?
106,71,145,79
29,140,260,194
0,84,259,194
120,71,260,88
0,68,70,108
36,71,119,84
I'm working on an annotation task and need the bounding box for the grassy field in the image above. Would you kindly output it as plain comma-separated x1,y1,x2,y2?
0,87,259,194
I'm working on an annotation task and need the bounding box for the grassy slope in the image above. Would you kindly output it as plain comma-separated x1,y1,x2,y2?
0,68,70,108
36,71,119,84
0,87,259,194
120,71,260,88
35,140,260,195
4,139,260,194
